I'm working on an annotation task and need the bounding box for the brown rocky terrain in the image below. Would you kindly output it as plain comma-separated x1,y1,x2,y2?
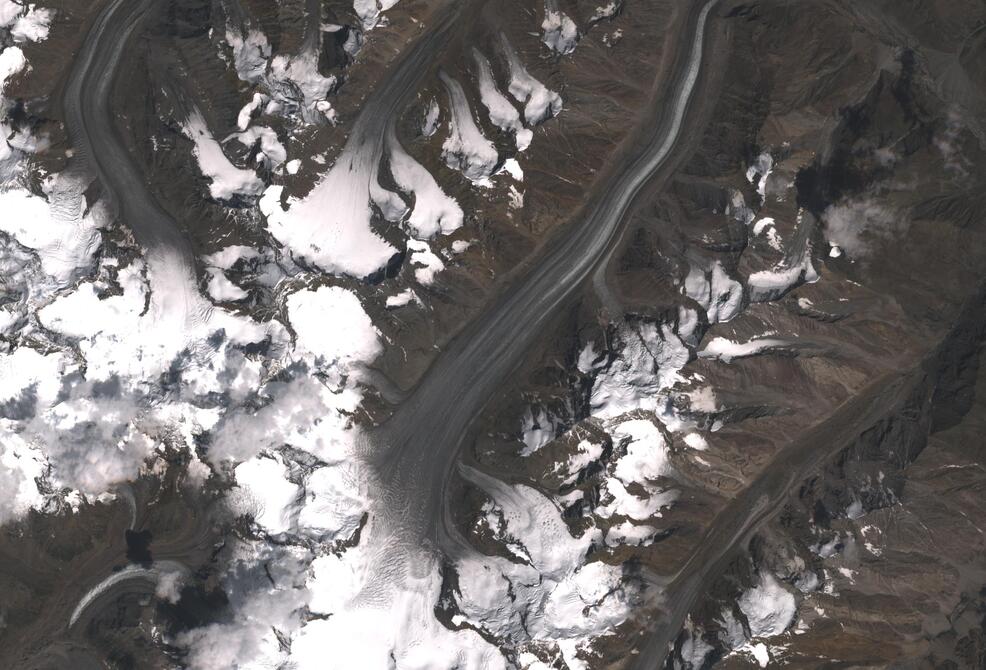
1,0,985,668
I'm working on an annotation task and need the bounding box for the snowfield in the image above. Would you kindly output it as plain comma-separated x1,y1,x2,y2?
260,152,398,276
182,109,264,201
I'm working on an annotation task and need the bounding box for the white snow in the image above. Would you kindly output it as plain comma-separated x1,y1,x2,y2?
0,1,20,28
746,152,773,201
182,110,263,200
236,92,264,131
353,0,400,30
597,419,676,521
234,125,286,168
203,244,259,270
738,572,797,638
206,268,248,302
588,322,689,420
747,253,819,302
551,438,605,485
750,642,770,667
439,71,499,183
683,432,708,450
604,520,658,547
451,239,472,254
269,50,338,115
590,1,622,22
698,336,787,363
500,33,563,125
612,419,669,482
454,466,634,655
0,44,26,93
260,144,398,277
385,289,418,309
224,26,338,125
296,543,504,669
176,542,314,670
30,249,273,493
233,455,301,535
683,261,744,323
287,286,381,373
387,129,464,238
520,406,557,455
542,8,580,55
297,462,366,542
9,4,52,43
0,423,47,524
473,49,532,151
225,29,270,84
421,98,440,137
406,239,445,285
502,157,524,181
71,561,188,627
0,175,102,284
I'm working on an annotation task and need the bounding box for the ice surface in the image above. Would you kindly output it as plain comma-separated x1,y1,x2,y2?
234,125,286,168
406,239,445,285
473,49,532,151
500,34,563,125
387,129,464,238
385,289,418,308
233,455,301,535
353,0,401,30
287,285,381,373
454,466,635,660
738,572,797,638
182,110,264,200
260,145,397,277
8,4,52,43
542,8,580,55
439,71,499,183
683,261,743,323
699,336,788,363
